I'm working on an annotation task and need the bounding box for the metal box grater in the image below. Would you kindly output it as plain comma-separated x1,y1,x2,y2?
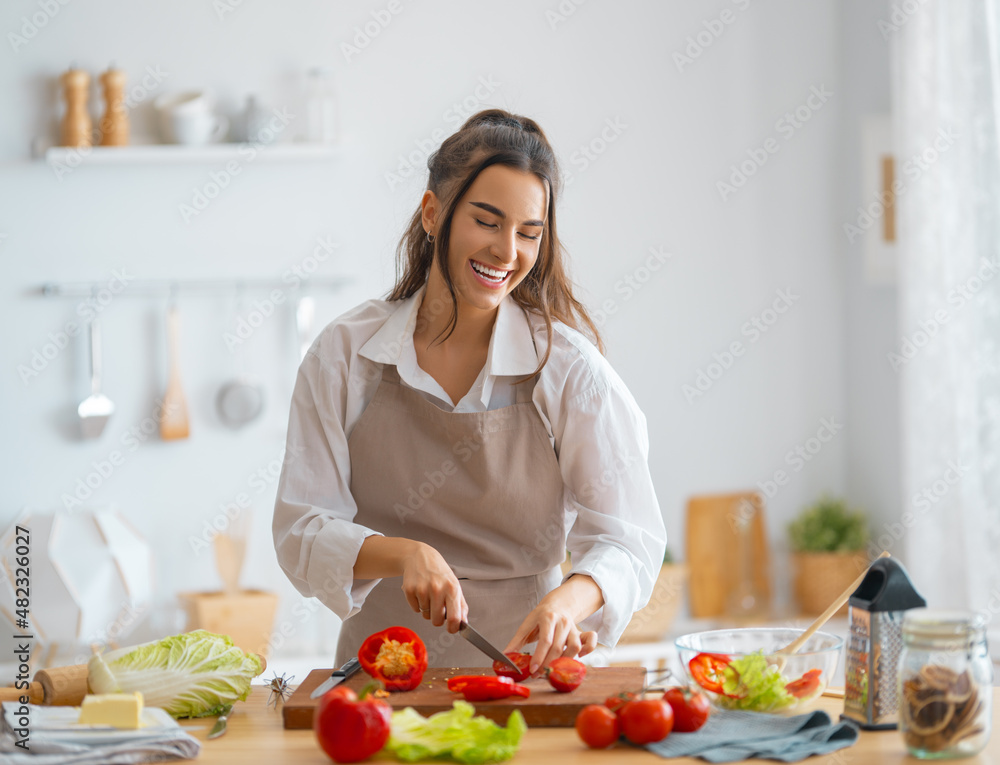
841,557,926,730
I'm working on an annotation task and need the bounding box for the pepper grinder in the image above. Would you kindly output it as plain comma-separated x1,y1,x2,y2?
98,65,128,146
60,67,92,148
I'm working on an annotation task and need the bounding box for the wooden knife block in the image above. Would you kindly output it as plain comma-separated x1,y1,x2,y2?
178,590,278,657
685,492,772,618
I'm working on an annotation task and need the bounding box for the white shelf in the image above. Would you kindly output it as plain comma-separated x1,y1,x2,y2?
38,141,339,165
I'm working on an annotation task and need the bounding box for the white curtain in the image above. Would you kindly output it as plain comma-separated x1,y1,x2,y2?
893,0,1000,619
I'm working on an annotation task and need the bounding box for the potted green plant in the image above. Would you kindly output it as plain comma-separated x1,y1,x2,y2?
788,495,870,616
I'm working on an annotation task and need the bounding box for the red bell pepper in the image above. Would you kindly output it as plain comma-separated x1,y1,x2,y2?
313,685,391,763
447,675,531,701
358,626,428,692
688,652,733,695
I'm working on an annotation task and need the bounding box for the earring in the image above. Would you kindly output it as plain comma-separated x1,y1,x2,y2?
426,230,435,244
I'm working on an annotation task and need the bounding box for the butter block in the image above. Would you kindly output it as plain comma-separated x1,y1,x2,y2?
78,692,144,729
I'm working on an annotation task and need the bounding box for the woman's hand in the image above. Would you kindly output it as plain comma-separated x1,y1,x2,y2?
504,574,603,674
401,541,468,633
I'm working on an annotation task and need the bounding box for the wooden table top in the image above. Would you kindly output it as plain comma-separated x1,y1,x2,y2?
179,685,1000,764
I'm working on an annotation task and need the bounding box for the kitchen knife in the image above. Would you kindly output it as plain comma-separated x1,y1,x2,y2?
207,704,232,740
310,656,362,699
459,621,520,673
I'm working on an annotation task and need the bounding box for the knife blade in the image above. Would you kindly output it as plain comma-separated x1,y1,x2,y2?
207,704,232,740
310,656,362,699
459,621,520,673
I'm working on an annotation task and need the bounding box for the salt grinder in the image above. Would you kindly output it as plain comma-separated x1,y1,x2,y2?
841,556,926,729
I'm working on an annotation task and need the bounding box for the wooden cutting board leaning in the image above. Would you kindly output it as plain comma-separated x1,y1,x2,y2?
283,666,645,729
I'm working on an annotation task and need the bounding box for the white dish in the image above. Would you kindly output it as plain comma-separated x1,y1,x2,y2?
2,702,179,746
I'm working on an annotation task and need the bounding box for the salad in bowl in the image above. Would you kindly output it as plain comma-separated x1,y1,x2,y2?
675,628,843,713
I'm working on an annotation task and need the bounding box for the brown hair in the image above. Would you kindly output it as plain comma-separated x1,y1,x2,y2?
387,108,604,372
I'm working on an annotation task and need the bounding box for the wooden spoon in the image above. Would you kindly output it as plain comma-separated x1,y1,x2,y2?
775,551,890,661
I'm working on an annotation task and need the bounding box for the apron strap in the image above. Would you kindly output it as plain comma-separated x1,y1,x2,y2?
513,374,537,404
380,363,401,384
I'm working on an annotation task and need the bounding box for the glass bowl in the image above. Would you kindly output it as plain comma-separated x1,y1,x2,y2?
675,628,843,714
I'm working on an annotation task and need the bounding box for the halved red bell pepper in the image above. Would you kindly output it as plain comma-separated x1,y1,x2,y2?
358,626,428,692
447,675,531,701
689,652,733,695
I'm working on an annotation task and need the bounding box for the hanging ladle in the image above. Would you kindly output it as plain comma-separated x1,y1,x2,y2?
78,317,115,439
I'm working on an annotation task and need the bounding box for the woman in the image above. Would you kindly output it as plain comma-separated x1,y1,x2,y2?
273,109,665,674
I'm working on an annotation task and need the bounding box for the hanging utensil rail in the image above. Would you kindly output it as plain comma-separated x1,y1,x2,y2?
39,276,352,298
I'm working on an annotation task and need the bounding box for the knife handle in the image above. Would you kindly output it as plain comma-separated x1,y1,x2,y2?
332,657,361,678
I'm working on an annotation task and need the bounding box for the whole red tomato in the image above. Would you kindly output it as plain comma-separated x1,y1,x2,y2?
493,652,532,682
575,704,620,749
663,687,711,732
546,657,587,693
619,698,674,745
313,685,391,763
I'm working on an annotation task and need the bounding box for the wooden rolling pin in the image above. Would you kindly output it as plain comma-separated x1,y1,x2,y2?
0,664,89,705
0,654,266,706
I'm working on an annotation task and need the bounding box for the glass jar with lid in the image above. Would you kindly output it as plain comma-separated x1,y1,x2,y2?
898,609,993,759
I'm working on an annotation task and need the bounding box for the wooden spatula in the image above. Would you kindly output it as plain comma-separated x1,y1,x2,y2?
160,303,190,440
775,550,891,661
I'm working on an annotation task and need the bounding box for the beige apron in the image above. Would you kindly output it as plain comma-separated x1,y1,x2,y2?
336,363,566,667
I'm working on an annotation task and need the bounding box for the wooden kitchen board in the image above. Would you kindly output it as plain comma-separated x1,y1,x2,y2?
283,666,645,729
685,491,772,618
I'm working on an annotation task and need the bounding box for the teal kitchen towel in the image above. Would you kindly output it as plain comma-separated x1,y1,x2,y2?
646,709,859,763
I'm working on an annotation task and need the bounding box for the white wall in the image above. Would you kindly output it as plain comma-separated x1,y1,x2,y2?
0,0,893,663
839,0,900,550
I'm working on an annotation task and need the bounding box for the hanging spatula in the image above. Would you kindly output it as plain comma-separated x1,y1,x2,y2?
78,318,115,439
160,302,190,440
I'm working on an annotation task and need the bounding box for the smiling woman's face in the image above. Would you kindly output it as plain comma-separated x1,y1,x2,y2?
438,164,548,315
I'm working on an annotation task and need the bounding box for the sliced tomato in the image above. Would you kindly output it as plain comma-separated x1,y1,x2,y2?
785,668,823,698
546,657,587,693
493,652,532,683
688,652,732,695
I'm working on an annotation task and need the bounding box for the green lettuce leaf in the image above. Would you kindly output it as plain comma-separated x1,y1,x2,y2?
717,651,795,712
386,701,526,764
87,630,264,718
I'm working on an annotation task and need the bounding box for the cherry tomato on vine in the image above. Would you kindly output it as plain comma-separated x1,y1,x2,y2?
663,686,711,732
604,691,637,716
575,704,621,749
619,698,674,744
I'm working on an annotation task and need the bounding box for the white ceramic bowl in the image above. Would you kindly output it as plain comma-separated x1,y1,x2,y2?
675,627,843,714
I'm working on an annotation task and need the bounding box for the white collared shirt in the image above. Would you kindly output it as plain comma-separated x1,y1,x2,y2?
272,286,667,647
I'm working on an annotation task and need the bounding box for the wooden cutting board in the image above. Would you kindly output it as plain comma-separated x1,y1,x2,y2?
686,491,772,617
283,666,645,729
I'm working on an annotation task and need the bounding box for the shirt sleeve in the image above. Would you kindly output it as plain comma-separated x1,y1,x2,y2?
271,347,383,619
554,356,667,647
